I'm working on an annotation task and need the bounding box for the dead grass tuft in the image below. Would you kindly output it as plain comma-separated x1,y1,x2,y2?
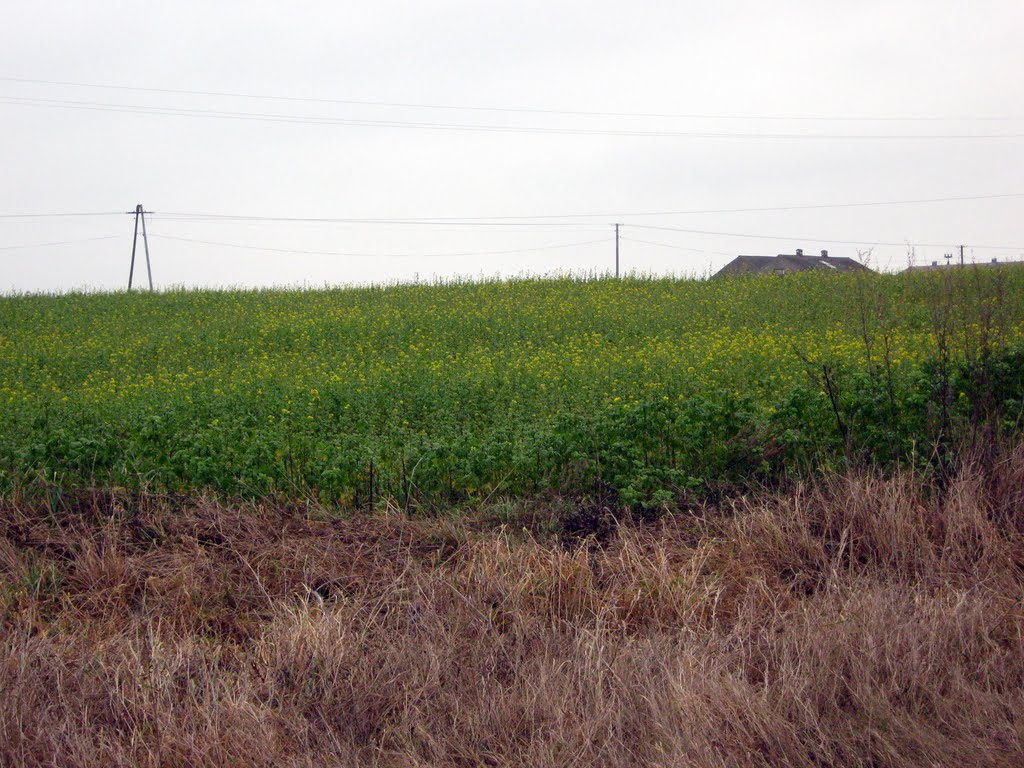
1,448,1023,766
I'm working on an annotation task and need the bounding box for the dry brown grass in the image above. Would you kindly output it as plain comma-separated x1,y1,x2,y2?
1,449,1023,767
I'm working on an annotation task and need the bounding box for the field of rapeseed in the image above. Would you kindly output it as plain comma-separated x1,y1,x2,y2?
1,270,1022,506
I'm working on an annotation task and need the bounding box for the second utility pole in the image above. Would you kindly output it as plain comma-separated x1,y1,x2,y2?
615,223,620,278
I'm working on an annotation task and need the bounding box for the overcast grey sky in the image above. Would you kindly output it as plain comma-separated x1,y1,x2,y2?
1,1,1022,292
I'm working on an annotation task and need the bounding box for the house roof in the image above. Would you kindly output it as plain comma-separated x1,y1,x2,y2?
713,254,872,278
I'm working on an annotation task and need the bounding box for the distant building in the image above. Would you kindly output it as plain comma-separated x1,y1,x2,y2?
714,249,873,278
903,257,1023,273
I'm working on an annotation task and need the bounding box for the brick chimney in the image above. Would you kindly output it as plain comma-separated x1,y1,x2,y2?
795,248,803,257
820,249,828,258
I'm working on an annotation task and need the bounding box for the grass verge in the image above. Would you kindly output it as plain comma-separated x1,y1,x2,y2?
1,446,1023,766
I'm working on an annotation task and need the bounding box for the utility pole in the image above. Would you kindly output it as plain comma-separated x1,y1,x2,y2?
127,204,153,290
959,244,964,267
614,223,621,278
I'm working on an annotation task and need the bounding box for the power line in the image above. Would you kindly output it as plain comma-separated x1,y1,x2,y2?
151,191,1024,225
2,75,1019,122
0,235,120,251
628,223,1024,251
153,214,595,228
151,234,610,259
2,191,1020,224
619,236,734,256
152,218,610,235
4,95,1023,140
587,192,1024,219
0,211,122,219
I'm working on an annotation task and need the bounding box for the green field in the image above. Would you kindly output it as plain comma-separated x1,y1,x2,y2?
1,270,1022,505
